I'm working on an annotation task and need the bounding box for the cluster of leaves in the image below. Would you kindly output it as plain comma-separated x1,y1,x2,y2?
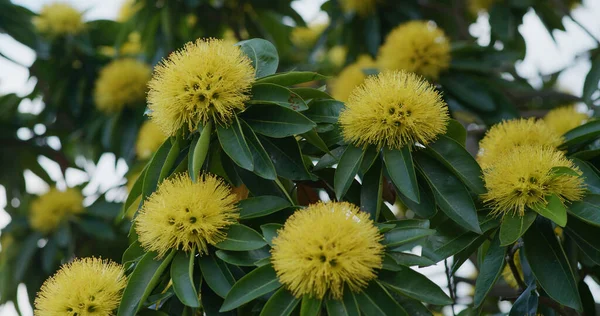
0,0,600,315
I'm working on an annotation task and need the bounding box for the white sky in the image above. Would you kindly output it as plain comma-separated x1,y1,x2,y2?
0,0,599,315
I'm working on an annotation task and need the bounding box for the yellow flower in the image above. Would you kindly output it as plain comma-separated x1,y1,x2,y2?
482,146,585,217
94,58,151,114
136,120,168,160
501,249,523,289
328,45,348,68
99,32,142,57
30,188,83,234
33,2,85,36
339,70,449,149
291,24,327,48
135,173,239,257
117,0,142,22
467,0,497,15
34,257,126,316
271,202,384,299
339,0,377,16
477,118,563,169
147,38,255,136
378,21,451,79
543,105,588,136
330,55,376,102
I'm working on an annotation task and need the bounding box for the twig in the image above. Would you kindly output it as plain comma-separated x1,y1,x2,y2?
444,258,456,316
506,243,527,291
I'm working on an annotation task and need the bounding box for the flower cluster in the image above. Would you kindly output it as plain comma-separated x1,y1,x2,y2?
33,2,85,36
94,58,152,114
29,188,84,234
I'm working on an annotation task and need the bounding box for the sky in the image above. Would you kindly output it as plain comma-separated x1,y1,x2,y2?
0,0,599,315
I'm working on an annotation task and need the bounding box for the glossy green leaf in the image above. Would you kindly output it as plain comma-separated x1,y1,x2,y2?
216,247,271,267
355,281,408,316
142,140,172,201
325,288,359,316
380,269,452,305
382,227,436,248
191,121,212,181
386,252,436,267
255,71,327,86
300,296,322,316
474,233,506,307
426,135,485,195
291,87,333,101
220,265,282,312
334,145,365,200
260,287,300,316
509,283,538,316
499,211,537,246
77,218,116,240
198,255,235,298
549,166,580,177
360,158,383,220
120,164,147,218
383,146,419,203
421,221,483,262
236,38,279,78
160,137,182,182
524,219,581,311
240,120,277,180
216,117,254,171
531,194,567,227
568,194,600,227
303,100,344,124
117,250,175,316
242,104,316,138
564,216,600,265
249,83,307,111
395,176,437,219
239,196,291,219
171,250,199,307
445,119,467,146
261,223,283,246
440,73,496,112
416,153,481,233
573,158,600,194
561,120,600,148
302,129,331,154
583,53,600,104
259,136,313,180
215,224,267,251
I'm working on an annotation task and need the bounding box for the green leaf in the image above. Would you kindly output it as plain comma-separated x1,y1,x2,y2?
216,247,271,267
291,87,333,101
120,166,147,218
260,287,300,316
239,196,291,219
256,71,327,86
198,255,235,298
261,224,283,246
220,265,282,312
215,224,267,251
380,268,452,305
473,233,506,307
242,104,316,138
445,119,467,146
421,223,482,262
171,250,200,307
524,219,581,311
360,158,383,220
561,120,600,148
568,194,600,227
236,38,279,78
13,233,40,282
416,153,482,233
564,216,600,266
122,241,145,266
573,158,600,194
300,296,322,316
302,129,331,154
249,83,308,111
325,288,359,316
217,117,254,171
531,194,567,227
117,250,175,316
239,120,277,180
355,281,408,316
386,252,436,267
160,137,181,182
508,283,538,316
334,145,365,200
549,166,580,177
259,136,313,180
77,218,116,240
191,121,212,181
303,100,344,124
382,227,436,248
383,146,419,203
583,52,600,105
499,212,537,246
426,135,486,195
440,73,496,112
201,282,235,316
395,176,437,219
142,140,172,201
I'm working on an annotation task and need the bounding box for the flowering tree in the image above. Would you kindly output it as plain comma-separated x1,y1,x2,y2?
1,0,600,315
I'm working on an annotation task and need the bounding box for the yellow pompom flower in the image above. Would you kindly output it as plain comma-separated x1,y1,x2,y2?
271,202,384,299
467,0,497,15
330,55,376,102
147,38,255,136
339,0,377,16
34,257,126,316
543,105,588,136
477,118,563,169
482,146,585,217
339,70,449,149
378,21,451,80
30,188,84,234
34,2,85,36
94,58,151,114
136,120,168,160
291,24,327,48
135,173,239,257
